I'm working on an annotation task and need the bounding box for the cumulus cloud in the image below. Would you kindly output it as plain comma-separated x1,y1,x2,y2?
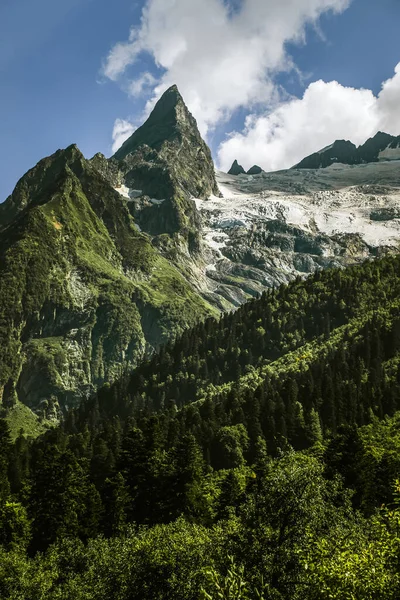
128,72,158,97
111,118,136,153
217,64,400,172
102,29,140,82
104,0,400,169
377,63,400,134
102,0,350,136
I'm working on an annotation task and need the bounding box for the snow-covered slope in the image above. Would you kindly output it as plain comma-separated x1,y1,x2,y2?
193,161,400,309
379,147,400,161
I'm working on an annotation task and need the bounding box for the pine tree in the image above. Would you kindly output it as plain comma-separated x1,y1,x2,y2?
102,473,130,537
0,420,11,502
169,434,205,518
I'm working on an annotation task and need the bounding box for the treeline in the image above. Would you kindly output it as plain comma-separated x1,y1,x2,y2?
91,253,400,424
81,252,400,454
1,253,400,598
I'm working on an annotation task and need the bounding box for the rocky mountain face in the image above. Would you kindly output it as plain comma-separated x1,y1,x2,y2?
0,87,218,421
228,160,246,175
194,159,400,309
1,85,400,427
228,163,263,176
113,85,218,245
295,131,400,169
247,165,262,175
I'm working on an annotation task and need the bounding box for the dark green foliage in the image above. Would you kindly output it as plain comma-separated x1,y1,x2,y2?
1,252,400,597
84,252,400,456
0,502,31,551
28,441,102,552
0,420,12,501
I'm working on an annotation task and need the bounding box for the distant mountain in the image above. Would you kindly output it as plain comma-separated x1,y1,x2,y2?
247,165,262,175
294,131,400,169
228,160,246,175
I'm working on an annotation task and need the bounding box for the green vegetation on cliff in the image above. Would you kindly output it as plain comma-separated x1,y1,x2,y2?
0,143,214,420
0,85,223,421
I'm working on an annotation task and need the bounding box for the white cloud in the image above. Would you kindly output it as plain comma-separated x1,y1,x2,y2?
128,72,157,97
111,118,136,153
103,0,400,172
218,64,400,172
102,29,140,81
102,0,351,136
378,63,400,134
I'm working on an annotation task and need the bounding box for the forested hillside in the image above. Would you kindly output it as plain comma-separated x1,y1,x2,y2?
96,251,400,445
1,253,400,599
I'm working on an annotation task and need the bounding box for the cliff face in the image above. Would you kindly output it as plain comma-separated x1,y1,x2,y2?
192,164,400,310
114,85,218,197
0,134,216,420
113,85,218,245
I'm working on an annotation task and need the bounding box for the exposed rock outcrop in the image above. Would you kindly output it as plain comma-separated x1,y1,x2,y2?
294,140,357,169
0,92,218,419
247,165,262,175
113,85,218,243
194,164,400,311
228,160,246,175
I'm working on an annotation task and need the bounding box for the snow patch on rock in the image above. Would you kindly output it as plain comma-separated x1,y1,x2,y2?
114,185,143,200
378,147,400,161
200,165,400,249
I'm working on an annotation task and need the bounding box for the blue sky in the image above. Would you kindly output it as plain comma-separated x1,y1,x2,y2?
1,0,400,200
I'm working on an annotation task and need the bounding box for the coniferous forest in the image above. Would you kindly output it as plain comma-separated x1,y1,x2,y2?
2,253,400,599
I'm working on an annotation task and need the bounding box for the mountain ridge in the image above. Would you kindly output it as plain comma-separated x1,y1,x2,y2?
294,131,400,169
113,84,218,200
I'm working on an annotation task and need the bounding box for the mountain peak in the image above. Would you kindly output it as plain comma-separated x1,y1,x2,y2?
113,84,192,161
160,83,181,100
372,131,392,140
112,84,219,203
247,165,262,175
293,140,357,169
228,160,246,175
0,144,87,228
144,84,184,122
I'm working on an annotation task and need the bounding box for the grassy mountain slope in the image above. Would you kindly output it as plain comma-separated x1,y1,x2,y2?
0,144,215,422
